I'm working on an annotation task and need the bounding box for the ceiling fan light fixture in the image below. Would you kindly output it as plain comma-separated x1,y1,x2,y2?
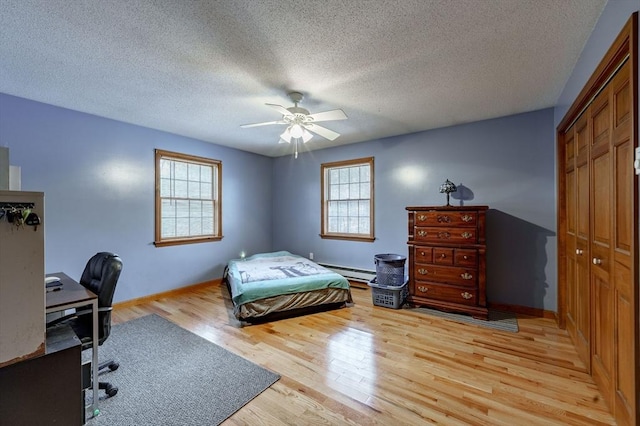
301,128,313,143
280,127,292,143
289,124,303,138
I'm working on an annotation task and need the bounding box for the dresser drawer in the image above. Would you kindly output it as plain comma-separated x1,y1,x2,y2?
414,211,477,227
415,227,478,244
454,249,477,267
414,247,433,263
413,264,477,286
433,248,454,265
413,282,478,305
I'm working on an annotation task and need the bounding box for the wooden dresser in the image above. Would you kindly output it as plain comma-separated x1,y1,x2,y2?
406,205,488,319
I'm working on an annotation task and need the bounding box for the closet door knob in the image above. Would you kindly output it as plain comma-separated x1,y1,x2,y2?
576,249,583,255
592,258,602,265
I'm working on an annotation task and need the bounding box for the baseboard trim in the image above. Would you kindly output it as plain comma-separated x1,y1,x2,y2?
488,302,557,320
114,279,220,309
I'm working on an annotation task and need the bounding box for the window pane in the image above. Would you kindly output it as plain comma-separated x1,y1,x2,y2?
328,201,337,217
330,184,339,200
175,200,189,218
360,165,370,182
174,180,188,197
350,167,360,183
328,217,338,232
188,180,201,198
359,200,369,216
174,161,188,180
202,165,212,183
338,201,348,217
161,199,175,218
348,217,359,233
339,168,349,183
348,201,358,216
338,217,348,233
360,182,370,199
349,183,359,199
339,184,349,200
160,178,171,197
329,169,339,184
162,218,176,237
190,218,202,235
359,218,370,234
201,182,212,199
176,218,190,236
188,163,200,181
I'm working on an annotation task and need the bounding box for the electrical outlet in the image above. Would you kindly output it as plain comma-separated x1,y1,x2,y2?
309,252,314,260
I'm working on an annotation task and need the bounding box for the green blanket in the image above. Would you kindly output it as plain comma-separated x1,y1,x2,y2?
227,251,350,306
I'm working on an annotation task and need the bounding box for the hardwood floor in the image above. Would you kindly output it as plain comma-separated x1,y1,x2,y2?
112,284,615,425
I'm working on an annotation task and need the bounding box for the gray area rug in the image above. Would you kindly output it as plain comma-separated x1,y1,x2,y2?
412,308,519,332
86,314,279,425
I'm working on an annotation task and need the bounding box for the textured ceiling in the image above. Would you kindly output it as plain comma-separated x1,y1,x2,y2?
0,0,606,157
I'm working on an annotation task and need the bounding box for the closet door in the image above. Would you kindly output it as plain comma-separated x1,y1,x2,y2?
589,81,614,411
565,114,591,368
610,61,634,424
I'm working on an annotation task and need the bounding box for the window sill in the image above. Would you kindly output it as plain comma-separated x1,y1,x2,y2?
154,236,223,247
319,233,375,242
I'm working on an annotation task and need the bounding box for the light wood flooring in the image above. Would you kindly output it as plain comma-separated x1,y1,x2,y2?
112,283,615,425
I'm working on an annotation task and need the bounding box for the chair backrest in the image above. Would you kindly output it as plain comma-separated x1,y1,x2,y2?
79,252,122,344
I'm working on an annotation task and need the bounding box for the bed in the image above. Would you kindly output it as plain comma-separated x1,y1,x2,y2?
224,251,353,321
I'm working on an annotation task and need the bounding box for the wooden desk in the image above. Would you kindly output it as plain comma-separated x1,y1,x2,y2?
46,272,100,420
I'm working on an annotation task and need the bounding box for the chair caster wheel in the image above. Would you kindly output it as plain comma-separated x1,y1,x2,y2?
109,362,119,371
105,385,118,397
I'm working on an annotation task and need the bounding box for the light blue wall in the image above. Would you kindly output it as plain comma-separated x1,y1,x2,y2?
0,93,273,303
272,108,557,311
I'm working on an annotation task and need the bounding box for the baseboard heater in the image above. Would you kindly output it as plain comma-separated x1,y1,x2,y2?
318,262,376,283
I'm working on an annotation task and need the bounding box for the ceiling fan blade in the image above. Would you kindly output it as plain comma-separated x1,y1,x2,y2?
266,103,294,116
305,123,340,141
307,109,347,122
240,120,286,128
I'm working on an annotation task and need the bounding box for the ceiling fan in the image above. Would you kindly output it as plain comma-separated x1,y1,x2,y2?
241,92,347,157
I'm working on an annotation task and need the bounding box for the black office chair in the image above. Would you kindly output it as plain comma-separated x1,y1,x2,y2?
50,252,123,397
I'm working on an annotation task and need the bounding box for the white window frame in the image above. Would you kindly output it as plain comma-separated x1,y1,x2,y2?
154,149,222,247
321,156,374,242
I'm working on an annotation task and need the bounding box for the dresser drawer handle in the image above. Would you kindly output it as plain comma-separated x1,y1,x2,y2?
418,286,428,292
436,215,451,223
418,230,427,237
461,292,473,300
461,214,473,222
420,251,426,256
460,273,473,280
417,268,429,275
440,253,446,258
418,214,427,221
438,232,450,239
461,232,473,239
463,255,469,260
